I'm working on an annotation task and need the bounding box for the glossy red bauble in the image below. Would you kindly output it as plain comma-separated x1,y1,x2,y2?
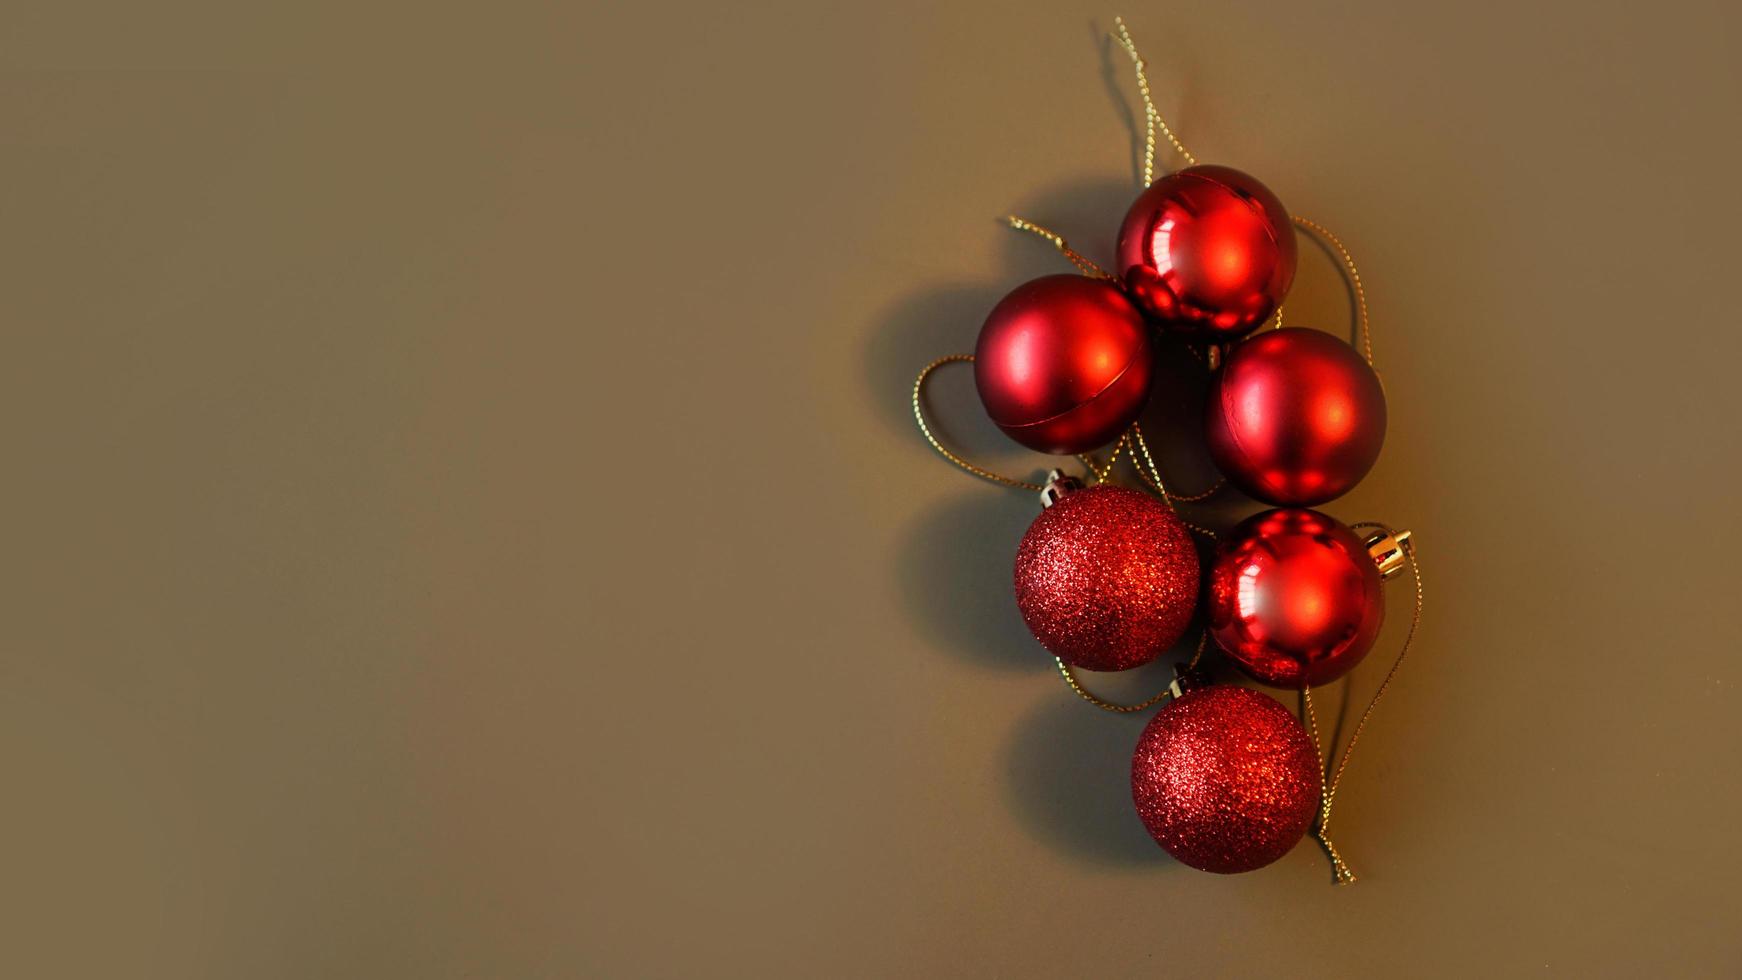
1132,684,1320,873
1115,165,1296,339
974,275,1153,454
1205,327,1386,506
1014,485,1198,671
1207,508,1383,688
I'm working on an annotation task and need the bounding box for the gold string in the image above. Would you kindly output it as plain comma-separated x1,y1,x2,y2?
1056,630,1208,713
1302,524,1424,883
1130,421,1224,507
1084,432,1130,484
1122,425,1214,535
1004,216,1114,279
1113,17,1196,185
911,354,1044,491
1292,216,1374,366
1303,686,1358,883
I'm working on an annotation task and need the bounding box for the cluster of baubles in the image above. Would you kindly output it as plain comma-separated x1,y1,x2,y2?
978,165,1397,874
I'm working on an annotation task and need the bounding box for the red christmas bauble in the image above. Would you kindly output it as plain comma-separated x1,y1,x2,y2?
1132,684,1319,873
1014,484,1198,671
1115,165,1296,340
974,275,1153,455
1205,327,1386,506
1207,508,1384,688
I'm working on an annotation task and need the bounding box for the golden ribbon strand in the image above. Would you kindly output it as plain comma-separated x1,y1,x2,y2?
1304,686,1359,884
1113,17,1196,185
1301,526,1424,883
1080,432,1130,484
1055,630,1208,713
1292,216,1374,366
1004,216,1114,279
1330,524,1424,796
1129,421,1224,509
911,355,1044,491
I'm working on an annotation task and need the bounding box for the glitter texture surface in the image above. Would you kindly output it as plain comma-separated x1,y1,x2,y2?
1130,685,1319,873
1013,485,1198,671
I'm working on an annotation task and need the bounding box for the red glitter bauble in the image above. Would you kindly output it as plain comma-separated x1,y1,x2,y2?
1115,165,1296,340
1207,508,1384,688
1131,684,1319,873
974,275,1153,455
1205,327,1386,506
1014,485,1198,671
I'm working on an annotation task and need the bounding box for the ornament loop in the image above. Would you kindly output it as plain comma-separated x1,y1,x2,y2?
1053,631,1209,713
1004,216,1113,280
911,355,1045,492
1301,524,1424,884
1038,469,1082,508
1113,16,1196,185
1127,424,1222,540
1303,685,1360,884
1129,422,1224,507
1290,216,1374,367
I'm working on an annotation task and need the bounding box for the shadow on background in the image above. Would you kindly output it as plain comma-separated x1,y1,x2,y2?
1136,333,1223,502
897,490,1042,672
1002,694,1177,869
862,284,1008,442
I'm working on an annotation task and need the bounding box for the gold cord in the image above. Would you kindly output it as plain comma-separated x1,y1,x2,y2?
1130,421,1224,507
1303,686,1358,883
1303,525,1424,883
912,355,1044,491
1082,432,1130,484
1113,17,1196,185
1292,216,1374,366
1004,216,1114,279
1122,425,1217,536
1056,630,1208,713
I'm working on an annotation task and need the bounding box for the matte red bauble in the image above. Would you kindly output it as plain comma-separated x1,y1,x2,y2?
974,274,1153,454
1207,508,1383,688
1115,164,1296,339
1205,327,1386,506
1132,684,1319,873
1014,484,1197,671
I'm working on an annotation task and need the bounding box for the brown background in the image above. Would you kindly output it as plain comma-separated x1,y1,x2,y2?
5,1,1741,976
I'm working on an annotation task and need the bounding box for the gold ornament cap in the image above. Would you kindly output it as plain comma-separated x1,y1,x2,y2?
1364,527,1413,580
1168,663,1208,700
1038,469,1084,509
